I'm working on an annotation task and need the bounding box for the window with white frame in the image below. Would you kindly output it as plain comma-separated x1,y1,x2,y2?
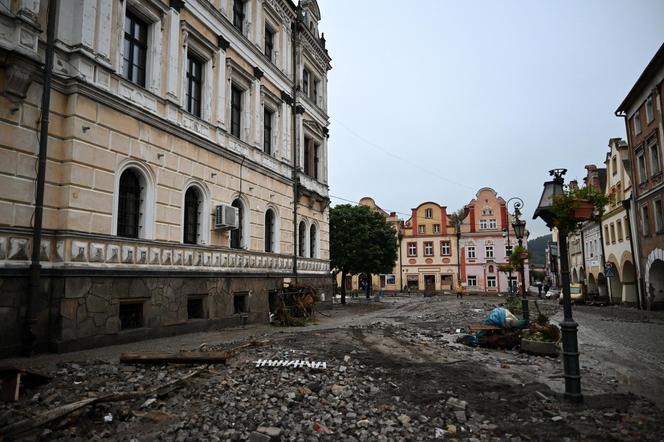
441,241,451,256
487,276,497,288
604,225,610,245
424,208,433,218
479,219,487,229
489,219,497,229
467,246,476,259
633,111,641,135
506,245,513,255
642,205,651,236
433,224,440,233
486,245,494,259
424,241,433,257
610,223,616,243
655,200,663,233
467,276,477,287
418,225,425,234
649,138,661,176
637,149,647,183
407,242,417,257
646,96,654,123
386,274,396,285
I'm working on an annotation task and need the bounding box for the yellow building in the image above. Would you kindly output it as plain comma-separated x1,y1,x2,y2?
0,0,332,356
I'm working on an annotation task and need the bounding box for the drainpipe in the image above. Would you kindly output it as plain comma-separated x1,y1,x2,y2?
290,7,302,282
597,214,611,303
25,0,57,356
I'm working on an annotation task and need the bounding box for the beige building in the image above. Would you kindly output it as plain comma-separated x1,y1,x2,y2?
0,0,332,355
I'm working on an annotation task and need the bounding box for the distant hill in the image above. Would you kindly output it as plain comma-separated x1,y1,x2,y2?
528,234,552,266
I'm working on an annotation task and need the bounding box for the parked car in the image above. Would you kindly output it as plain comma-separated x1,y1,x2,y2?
558,284,586,304
545,288,560,300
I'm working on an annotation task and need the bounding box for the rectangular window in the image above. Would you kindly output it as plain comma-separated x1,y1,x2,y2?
506,245,513,255
625,216,631,239
637,151,647,183
263,109,273,155
407,242,417,257
119,301,144,330
655,200,664,233
187,297,204,319
433,224,440,233
186,53,203,117
610,223,616,243
634,111,641,135
642,205,650,236
650,142,661,176
424,208,433,218
418,225,425,234
489,219,497,229
386,274,396,285
233,0,244,32
424,241,433,256
617,219,624,241
122,11,148,87
479,219,487,229
487,276,497,288
230,84,242,138
646,96,654,123
467,246,476,259
233,293,248,314
467,276,477,287
264,25,274,60
441,241,451,256
313,79,320,103
612,156,618,175
486,245,494,259
303,68,310,96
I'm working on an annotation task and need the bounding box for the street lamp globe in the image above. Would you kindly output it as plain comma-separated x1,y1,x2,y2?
512,219,526,240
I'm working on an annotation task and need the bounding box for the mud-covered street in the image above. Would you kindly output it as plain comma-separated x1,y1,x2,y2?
2,295,664,441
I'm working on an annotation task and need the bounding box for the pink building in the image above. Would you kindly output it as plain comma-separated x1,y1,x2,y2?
459,188,530,294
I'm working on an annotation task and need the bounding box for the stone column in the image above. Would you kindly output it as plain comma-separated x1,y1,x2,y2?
254,0,263,48
203,60,213,122
166,8,181,103
281,101,290,161
148,17,163,95
80,0,97,51
253,78,262,146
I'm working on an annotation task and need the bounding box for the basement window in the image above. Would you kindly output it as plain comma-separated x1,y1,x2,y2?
187,297,205,320
119,302,144,330
233,293,248,314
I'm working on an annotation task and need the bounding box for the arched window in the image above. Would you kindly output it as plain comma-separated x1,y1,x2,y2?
231,198,244,249
183,187,201,244
265,209,275,253
298,221,306,257
117,169,142,238
309,224,317,258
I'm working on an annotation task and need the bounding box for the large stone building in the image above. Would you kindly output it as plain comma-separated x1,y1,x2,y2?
616,43,664,309
0,0,332,356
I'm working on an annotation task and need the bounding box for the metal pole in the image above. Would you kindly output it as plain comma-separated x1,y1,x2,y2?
518,237,529,323
558,227,583,402
506,229,513,296
25,0,58,356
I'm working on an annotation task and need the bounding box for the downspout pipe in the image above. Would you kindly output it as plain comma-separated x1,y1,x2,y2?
25,0,58,356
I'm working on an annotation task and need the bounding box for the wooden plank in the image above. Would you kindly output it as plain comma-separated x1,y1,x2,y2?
119,351,229,364
0,372,21,402
467,324,503,332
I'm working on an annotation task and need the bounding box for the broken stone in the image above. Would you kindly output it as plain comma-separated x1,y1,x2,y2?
455,410,467,423
447,397,467,411
397,414,411,427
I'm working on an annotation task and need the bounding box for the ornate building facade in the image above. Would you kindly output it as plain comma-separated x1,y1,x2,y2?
0,0,332,355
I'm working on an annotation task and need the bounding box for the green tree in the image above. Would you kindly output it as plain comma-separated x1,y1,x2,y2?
330,204,399,304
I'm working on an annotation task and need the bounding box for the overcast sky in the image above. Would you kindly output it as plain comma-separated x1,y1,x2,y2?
319,0,664,238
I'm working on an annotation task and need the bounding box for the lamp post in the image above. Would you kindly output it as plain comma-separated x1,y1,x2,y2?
505,197,524,296
512,208,528,323
533,168,583,402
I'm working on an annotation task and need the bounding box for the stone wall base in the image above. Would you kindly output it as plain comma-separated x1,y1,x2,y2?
0,272,333,357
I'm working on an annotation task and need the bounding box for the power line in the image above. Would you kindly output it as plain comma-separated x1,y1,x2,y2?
330,116,475,192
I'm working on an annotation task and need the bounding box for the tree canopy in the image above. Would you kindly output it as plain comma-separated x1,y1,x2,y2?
330,204,399,302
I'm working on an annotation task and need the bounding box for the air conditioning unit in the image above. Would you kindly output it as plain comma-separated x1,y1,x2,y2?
214,204,239,230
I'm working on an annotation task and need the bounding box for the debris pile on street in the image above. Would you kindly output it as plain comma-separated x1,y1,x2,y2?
271,285,319,327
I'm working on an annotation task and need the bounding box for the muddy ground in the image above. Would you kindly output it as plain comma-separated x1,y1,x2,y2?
1,295,663,441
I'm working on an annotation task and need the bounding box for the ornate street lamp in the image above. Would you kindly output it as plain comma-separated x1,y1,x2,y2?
533,168,583,403
512,209,528,323
505,197,524,296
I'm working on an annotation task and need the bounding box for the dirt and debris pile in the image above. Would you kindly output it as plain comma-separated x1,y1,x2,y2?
271,285,318,327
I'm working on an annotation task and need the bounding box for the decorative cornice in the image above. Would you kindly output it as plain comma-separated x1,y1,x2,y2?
253,66,264,79
295,104,305,114
280,90,294,105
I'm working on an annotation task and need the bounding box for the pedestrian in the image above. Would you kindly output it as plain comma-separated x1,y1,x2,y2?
537,282,543,299
455,284,464,299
